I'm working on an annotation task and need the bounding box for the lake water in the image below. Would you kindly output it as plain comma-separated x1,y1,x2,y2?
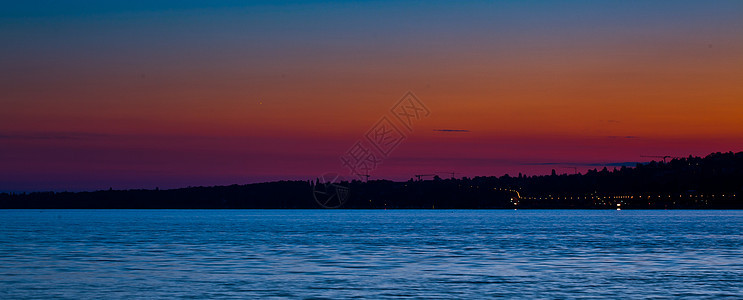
1,210,742,299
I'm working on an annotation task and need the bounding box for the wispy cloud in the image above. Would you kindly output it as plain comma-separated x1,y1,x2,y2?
606,136,639,139
0,132,112,140
525,161,642,167
433,129,470,133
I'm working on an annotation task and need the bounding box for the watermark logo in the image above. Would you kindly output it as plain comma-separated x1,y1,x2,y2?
390,91,430,132
312,173,350,209
365,116,406,156
314,91,429,208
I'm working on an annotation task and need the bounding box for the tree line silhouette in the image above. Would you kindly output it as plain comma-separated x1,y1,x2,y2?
1,151,741,209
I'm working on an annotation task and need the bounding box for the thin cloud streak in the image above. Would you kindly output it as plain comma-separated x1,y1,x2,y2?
433,129,471,133
0,132,113,141
525,161,642,167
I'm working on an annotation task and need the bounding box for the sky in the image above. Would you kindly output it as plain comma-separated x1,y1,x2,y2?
1,1,742,191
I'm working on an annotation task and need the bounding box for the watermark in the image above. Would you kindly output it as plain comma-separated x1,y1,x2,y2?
340,91,429,181
312,173,350,209
390,92,431,132
313,91,430,208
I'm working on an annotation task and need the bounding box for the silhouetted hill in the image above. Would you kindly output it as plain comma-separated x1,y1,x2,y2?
2,151,742,209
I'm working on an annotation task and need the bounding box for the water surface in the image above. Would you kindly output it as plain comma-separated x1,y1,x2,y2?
1,210,742,298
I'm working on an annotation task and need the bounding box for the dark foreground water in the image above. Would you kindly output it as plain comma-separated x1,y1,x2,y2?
1,210,742,299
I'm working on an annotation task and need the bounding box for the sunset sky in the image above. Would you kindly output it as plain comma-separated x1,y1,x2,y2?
2,1,742,191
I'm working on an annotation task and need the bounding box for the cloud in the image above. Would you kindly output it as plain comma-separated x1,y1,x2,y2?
0,131,112,140
525,161,642,167
433,129,470,133
606,136,639,139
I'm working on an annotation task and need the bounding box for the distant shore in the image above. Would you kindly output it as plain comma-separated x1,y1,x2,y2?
2,152,741,209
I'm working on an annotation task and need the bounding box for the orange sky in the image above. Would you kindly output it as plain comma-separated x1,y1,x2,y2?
1,1,742,190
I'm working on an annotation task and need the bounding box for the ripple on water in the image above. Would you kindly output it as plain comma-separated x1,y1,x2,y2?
0,209,742,298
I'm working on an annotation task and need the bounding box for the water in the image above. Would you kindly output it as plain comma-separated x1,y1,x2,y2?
1,210,742,299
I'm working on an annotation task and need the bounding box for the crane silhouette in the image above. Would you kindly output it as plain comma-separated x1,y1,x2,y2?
436,171,461,179
641,155,682,163
414,174,436,181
